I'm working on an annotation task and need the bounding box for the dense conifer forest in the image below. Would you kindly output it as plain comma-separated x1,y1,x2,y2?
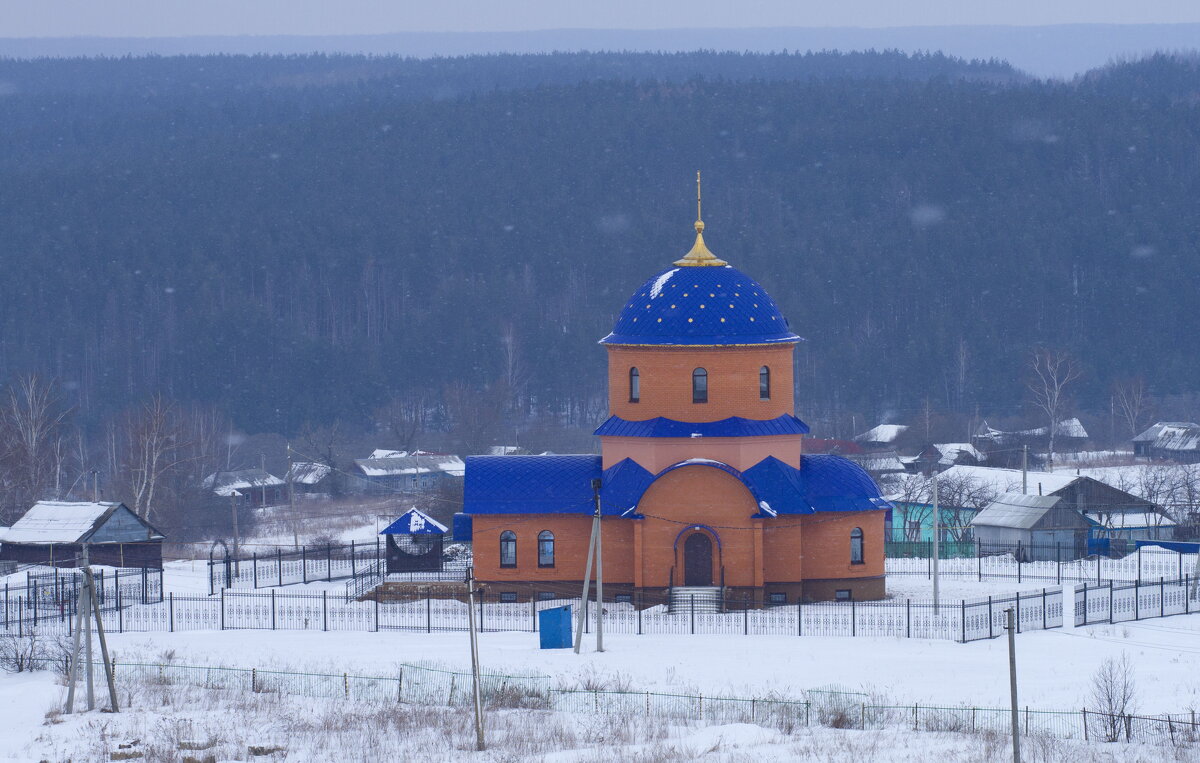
1,50,1199,439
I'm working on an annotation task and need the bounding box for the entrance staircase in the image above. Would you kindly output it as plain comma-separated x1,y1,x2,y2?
669,586,723,614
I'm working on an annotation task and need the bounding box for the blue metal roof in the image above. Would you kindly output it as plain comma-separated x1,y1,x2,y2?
462,453,890,518
600,265,801,346
464,455,601,515
452,512,473,542
594,414,810,438
380,507,448,535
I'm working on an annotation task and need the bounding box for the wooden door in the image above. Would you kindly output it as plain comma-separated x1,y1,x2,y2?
683,533,713,586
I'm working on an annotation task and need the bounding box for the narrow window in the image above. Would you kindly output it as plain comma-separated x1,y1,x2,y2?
499,591,518,603
850,527,864,565
537,530,555,568
614,593,633,604
769,592,787,605
759,366,771,400
692,368,708,403
499,530,517,568
629,367,640,403
538,591,556,601
835,589,853,601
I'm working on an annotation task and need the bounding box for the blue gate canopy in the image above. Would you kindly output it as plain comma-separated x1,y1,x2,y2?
380,507,448,535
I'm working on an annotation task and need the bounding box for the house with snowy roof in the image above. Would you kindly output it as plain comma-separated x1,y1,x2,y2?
853,424,909,450
352,451,465,495
202,469,286,508
457,199,891,604
285,461,336,495
0,501,164,568
1132,422,1200,462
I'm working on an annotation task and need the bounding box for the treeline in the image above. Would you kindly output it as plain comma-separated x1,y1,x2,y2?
1,50,1200,440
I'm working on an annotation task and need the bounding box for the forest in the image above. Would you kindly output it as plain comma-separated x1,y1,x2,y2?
1,50,1200,481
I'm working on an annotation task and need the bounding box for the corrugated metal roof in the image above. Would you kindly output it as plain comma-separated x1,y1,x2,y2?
970,493,1061,529
0,501,163,544
594,414,809,438
203,469,285,495
355,454,466,478
854,424,908,444
286,462,332,485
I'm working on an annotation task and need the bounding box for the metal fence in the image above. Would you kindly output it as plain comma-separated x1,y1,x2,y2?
2,584,1063,642
886,543,1199,586
51,658,1200,748
1,568,164,636
208,541,469,595
1073,576,1199,627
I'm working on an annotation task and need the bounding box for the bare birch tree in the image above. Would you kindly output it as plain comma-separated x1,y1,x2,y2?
1028,349,1081,471
0,374,68,521
114,396,193,522
1113,377,1151,440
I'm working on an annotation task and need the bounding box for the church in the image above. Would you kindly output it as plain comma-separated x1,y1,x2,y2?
456,188,891,603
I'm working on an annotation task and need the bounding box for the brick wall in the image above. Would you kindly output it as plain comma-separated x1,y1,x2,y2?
606,344,795,422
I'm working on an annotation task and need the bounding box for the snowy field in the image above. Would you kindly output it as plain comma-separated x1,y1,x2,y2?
2,615,1198,761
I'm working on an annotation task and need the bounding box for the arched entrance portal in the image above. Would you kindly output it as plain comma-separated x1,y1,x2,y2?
683,533,714,586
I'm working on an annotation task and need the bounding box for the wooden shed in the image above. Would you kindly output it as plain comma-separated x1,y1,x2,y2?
969,493,1091,561
0,501,165,568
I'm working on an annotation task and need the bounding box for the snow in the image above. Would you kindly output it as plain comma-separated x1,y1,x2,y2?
0,501,118,544
1085,511,1176,530
933,442,985,464
649,268,678,298
758,500,777,517
938,465,1079,496
855,424,908,443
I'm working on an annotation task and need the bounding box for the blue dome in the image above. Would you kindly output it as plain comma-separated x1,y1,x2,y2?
600,264,801,346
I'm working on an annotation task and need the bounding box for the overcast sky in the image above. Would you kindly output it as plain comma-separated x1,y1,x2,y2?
5,0,1200,38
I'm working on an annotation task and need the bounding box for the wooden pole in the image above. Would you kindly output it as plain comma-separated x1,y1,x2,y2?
465,569,485,751
85,568,119,712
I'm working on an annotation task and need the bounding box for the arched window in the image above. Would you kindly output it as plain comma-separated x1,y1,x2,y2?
499,530,517,568
629,367,640,403
692,368,708,404
538,531,555,567
850,527,864,565
759,366,771,400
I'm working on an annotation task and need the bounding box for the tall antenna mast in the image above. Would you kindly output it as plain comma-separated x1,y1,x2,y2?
696,170,702,223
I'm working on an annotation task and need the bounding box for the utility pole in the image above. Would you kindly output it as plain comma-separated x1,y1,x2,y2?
287,443,298,550
593,477,604,653
65,545,118,713
465,569,485,751
1022,445,1028,495
1006,607,1021,763
229,488,240,576
932,467,940,611
91,470,99,502
84,565,119,712
572,478,603,654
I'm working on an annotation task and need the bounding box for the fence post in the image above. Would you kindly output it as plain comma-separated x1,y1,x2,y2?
690,594,695,635
987,596,993,639
323,590,328,632
252,668,256,693
906,599,911,638
16,597,21,638
1018,556,1022,585
1056,543,1061,585
1082,709,1088,740
375,594,380,632
977,542,982,582
351,540,356,578
961,600,967,642
302,546,307,584
117,584,123,633
797,600,802,636
851,600,856,637
1097,554,1101,585
1160,577,1165,618
1108,580,1114,624
637,593,643,635
1082,584,1088,626
743,594,749,635
220,588,225,630
1135,579,1140,621
531,597,537,633
327,543,332,582
253,553,258,589
1138,547,1143,583
169,592,174,632
278,548,283,587
426,594,431,633
478,593,483,633
1042,588,1047,630
271,589,276,630
1015,591,1021,634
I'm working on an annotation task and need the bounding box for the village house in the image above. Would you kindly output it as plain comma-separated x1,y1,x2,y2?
352,450,466,495
285,461,337,496
458,203,891,604
202,469,286,508
1132,422,1200,462
0,500,165,568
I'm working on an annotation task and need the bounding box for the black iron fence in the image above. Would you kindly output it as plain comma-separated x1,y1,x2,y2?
1074,575,1198,627
1,567,164,635
3,583,1065,642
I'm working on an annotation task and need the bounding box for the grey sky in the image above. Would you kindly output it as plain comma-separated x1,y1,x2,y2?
5,0,1200,38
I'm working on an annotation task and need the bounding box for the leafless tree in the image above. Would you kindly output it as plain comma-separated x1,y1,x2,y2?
1113,377,1152,442
881,472,998,542
374,392,431,453
111,396,195,522
1028,349,1081,471
0,375,69,521
1089,653,1137,742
